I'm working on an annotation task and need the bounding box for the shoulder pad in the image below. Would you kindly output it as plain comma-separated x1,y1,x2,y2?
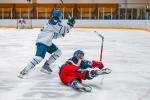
48,19,58,25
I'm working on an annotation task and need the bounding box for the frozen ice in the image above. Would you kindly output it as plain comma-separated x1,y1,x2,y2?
0,28,150,100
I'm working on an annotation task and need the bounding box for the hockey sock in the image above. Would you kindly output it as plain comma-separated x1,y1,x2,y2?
47,49,61,66
21,56,43,74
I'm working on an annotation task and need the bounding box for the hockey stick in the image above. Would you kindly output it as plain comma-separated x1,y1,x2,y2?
94,31,105,85
60,0,71,19
94,31,104,61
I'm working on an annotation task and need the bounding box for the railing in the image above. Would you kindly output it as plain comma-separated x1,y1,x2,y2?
0,7,150,20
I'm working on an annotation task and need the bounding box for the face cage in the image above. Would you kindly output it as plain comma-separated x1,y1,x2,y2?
76,54,84,59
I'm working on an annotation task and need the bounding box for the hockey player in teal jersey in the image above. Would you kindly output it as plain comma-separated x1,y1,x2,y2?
18,9,75,78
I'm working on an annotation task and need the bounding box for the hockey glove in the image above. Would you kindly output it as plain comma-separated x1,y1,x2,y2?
92,60,104,69
67,17,75,27
80,60,92,69
85,70,99,80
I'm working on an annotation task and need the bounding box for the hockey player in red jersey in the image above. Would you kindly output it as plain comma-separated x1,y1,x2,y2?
59,50,111,92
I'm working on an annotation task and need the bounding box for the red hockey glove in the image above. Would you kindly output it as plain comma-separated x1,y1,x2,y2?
92,60,104,69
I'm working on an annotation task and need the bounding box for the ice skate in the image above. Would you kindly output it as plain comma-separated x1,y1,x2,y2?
77,83,92,92
95,68,111,76
18,69,28,79
71,80,92,92
40,61,53,74
18,56,43,79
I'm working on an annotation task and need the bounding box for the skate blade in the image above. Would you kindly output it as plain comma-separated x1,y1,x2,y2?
83,87,92,92
17,74,27,79
76,87,92,92
75,84,92,92
40,69,52,74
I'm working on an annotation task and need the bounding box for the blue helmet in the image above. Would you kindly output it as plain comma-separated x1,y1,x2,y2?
52,9,62,18
73,50,84,59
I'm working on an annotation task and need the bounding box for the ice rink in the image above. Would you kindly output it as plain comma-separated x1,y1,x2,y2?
0,28,150,100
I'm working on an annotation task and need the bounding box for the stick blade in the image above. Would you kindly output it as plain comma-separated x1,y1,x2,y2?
94,31,104,40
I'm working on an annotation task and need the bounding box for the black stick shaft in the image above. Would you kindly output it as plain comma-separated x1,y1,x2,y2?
60,0,71,18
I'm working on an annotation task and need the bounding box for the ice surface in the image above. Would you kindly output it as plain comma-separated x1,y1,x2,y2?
0,28,150,100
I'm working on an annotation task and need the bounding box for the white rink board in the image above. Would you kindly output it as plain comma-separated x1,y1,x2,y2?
0,19,150,30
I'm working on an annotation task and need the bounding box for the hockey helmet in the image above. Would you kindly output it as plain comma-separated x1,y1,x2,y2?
73,50,84,59
52,9,62,19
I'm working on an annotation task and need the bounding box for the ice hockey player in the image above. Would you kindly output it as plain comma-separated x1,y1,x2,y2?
18,9,75,78
59,50,111,92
